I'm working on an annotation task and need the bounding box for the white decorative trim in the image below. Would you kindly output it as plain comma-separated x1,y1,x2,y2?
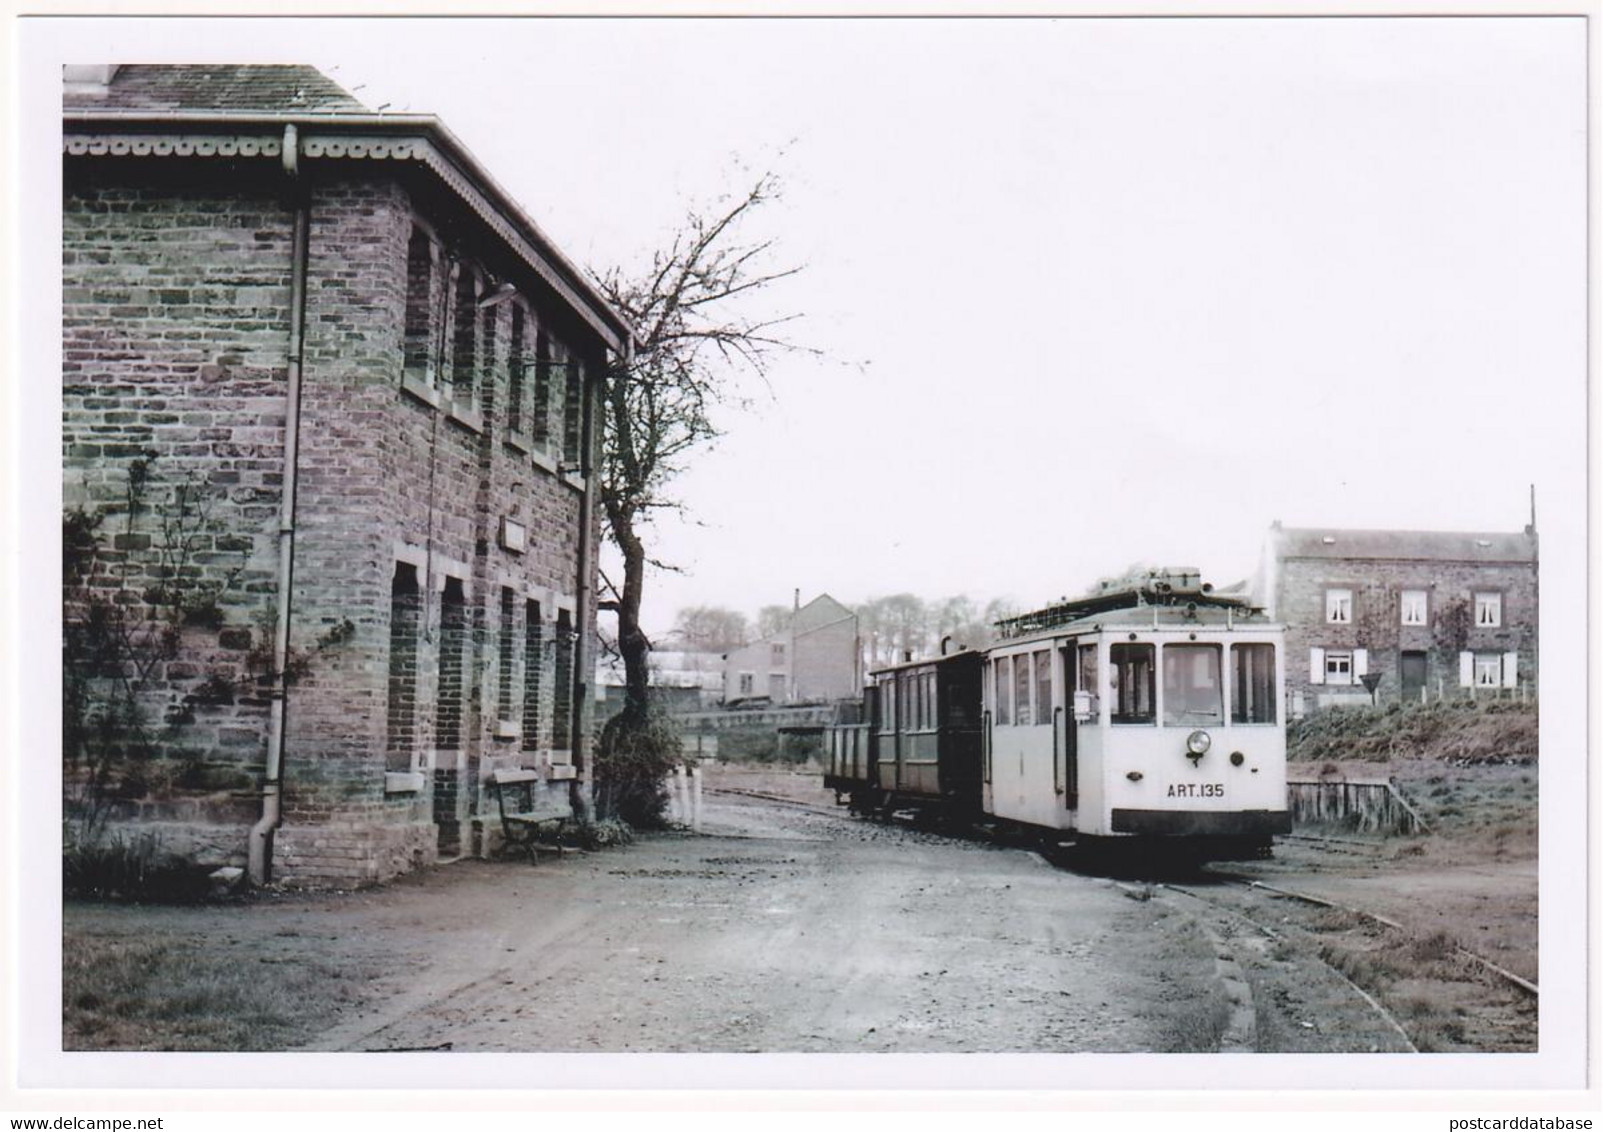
64,132,281,158
392,542,428,570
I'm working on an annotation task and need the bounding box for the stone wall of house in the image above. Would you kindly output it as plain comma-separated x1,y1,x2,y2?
1276,554,1538,714
63,157,607,887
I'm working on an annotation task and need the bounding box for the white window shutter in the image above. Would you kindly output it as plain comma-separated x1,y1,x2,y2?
1353,649,1368,677
1459,651,1474,688
1310,647,1325,685
1502,652,1518,689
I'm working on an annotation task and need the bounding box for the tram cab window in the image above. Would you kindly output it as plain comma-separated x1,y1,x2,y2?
1033,649,1052,725
1231,643,1277,725
1013,654,1032,726
994,656,1012,725
1109,643,1155,724
1162,644,1222,726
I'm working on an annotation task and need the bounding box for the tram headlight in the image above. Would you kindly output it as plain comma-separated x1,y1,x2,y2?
1185,729,1212,757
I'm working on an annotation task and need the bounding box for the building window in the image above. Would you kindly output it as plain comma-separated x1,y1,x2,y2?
926,670,939,728
738,672,755,697
521,599,543,751
403,227,438,382
532,329,554,451
497,587,516,725
1231,643,1276,725
1474,653,1502,687
435,577,468,750
449,266,478,403
507,304,527,436
563,357,584,466
771,642,786,664
994,656,1012,726
1475,592,1502,627
881,676,896,730
1162,644,1222,727
1400,590,1427,626
552,608,575,751
385,563,422,771
1325,589,1353,624
1109,643,1155,724
480,298,499,411
1324,649,1353,686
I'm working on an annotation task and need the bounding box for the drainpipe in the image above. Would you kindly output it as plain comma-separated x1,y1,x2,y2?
569,344,612,819
249,124,310,886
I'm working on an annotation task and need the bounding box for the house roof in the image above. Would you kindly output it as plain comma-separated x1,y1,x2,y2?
1271,526,1537,564
64,64,367,113
794,593,856,634
63,64,632,352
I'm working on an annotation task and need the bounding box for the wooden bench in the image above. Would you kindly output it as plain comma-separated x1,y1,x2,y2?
489,769,573,864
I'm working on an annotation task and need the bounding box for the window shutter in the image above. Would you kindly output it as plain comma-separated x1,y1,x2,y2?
1309,648,1325,685
1353,649,1368,678
1459,651,1474,688
1502,652,1518,689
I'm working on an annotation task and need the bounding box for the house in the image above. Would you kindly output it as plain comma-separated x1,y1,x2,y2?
594,647,726,716
62,65,632,887
1256,522,1538,714
722,594,860,704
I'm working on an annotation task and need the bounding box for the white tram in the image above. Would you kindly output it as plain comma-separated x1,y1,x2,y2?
982,569,1290,855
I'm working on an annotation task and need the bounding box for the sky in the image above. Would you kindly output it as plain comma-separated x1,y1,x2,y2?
32,17,1590,635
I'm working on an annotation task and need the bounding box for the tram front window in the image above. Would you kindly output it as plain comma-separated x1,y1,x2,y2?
1163,644,1222,726
1109,643,1155,724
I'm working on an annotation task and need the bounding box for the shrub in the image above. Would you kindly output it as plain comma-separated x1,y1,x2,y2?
593,705,682,828
62,830,213,903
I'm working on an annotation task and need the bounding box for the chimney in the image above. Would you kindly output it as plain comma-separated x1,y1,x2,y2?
793,588,800,612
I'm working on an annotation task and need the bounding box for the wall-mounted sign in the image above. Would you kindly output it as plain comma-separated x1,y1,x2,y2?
499,516,527,554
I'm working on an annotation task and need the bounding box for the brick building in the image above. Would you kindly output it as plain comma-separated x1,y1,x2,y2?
1256,522,1538,714
62,65,631,887
722,593,860,705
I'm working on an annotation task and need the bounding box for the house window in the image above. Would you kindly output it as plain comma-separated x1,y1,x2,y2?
1231,643,1276,725
449,266,478,403
521,599,543,751
1162,644,1222,727
1324,649,1353,686
403,227,437,382
497,587,516,725
532,329,554,450
435,578,468,750
771,643,786,664
994,656,1012,726
1326,589,1353,624
1400,590,1428,626
563,357,584,466
1475,592,1502,627
1109,643,1155,724
507,304,527,436
738,672,755,697
552,608,575,751
1474,653,1502,687
1033,649,1052,726
385,563,421,771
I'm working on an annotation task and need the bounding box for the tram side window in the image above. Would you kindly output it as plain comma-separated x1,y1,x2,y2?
1162,644,1222,726
995,656,1012,725
924,671,937,730
1033,649,1052,725
880,679,896,732
1013,653,1032,726
1231,643,1277,725
1109,643,1155,724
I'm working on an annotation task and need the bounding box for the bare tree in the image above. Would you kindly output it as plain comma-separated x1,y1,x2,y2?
754,604,792,641
671,605,750,653
591,172,808,735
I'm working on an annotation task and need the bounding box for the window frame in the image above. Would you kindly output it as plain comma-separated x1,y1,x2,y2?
1473,652,1503,688
1161,642,1224,728
1230,642,1277,725
1325,588,1354,625
1400,589,1428,627
1109,642,1156,726
1474,591,1503,628
1324,649,1354,686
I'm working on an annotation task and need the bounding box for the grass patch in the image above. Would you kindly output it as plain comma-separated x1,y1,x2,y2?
63,924,380,1050
1288,700,1536,766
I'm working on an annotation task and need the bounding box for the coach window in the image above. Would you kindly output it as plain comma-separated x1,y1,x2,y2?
1163,644,1222,727
925,671,937,729
881,677,897,732
995,656,1012,726
1230,643,1277,725
1109,643,1155,724
1013,653,1032,726
1033,649,1052,725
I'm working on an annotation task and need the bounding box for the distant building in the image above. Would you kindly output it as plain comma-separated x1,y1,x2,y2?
595,648,725,716
1257,523,1538,713
722,594,860,704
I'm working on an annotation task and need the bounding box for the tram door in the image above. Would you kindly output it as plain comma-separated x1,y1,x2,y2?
1059,644,1078,809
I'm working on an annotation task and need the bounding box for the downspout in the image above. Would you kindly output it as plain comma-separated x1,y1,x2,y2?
249,124,309,886
570,345,613,819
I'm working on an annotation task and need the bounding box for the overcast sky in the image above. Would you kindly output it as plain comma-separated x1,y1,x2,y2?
35,17,1588,634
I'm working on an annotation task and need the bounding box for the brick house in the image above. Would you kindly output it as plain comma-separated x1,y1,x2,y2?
1256,522,1538,714
722,593,860,705
62,65,632,887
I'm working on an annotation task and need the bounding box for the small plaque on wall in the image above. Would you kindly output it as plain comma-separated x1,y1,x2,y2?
499,516,526,553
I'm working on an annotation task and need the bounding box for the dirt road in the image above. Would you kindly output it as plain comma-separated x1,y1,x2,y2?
296,793,1215,1053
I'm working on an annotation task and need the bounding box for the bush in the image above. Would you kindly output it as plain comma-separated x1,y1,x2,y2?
63,830,214,903
593,706,682,828
564,818,635,850
1288,700,1537,765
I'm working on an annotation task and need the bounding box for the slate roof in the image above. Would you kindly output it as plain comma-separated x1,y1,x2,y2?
64,64,368,113
1272,526,1537,564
